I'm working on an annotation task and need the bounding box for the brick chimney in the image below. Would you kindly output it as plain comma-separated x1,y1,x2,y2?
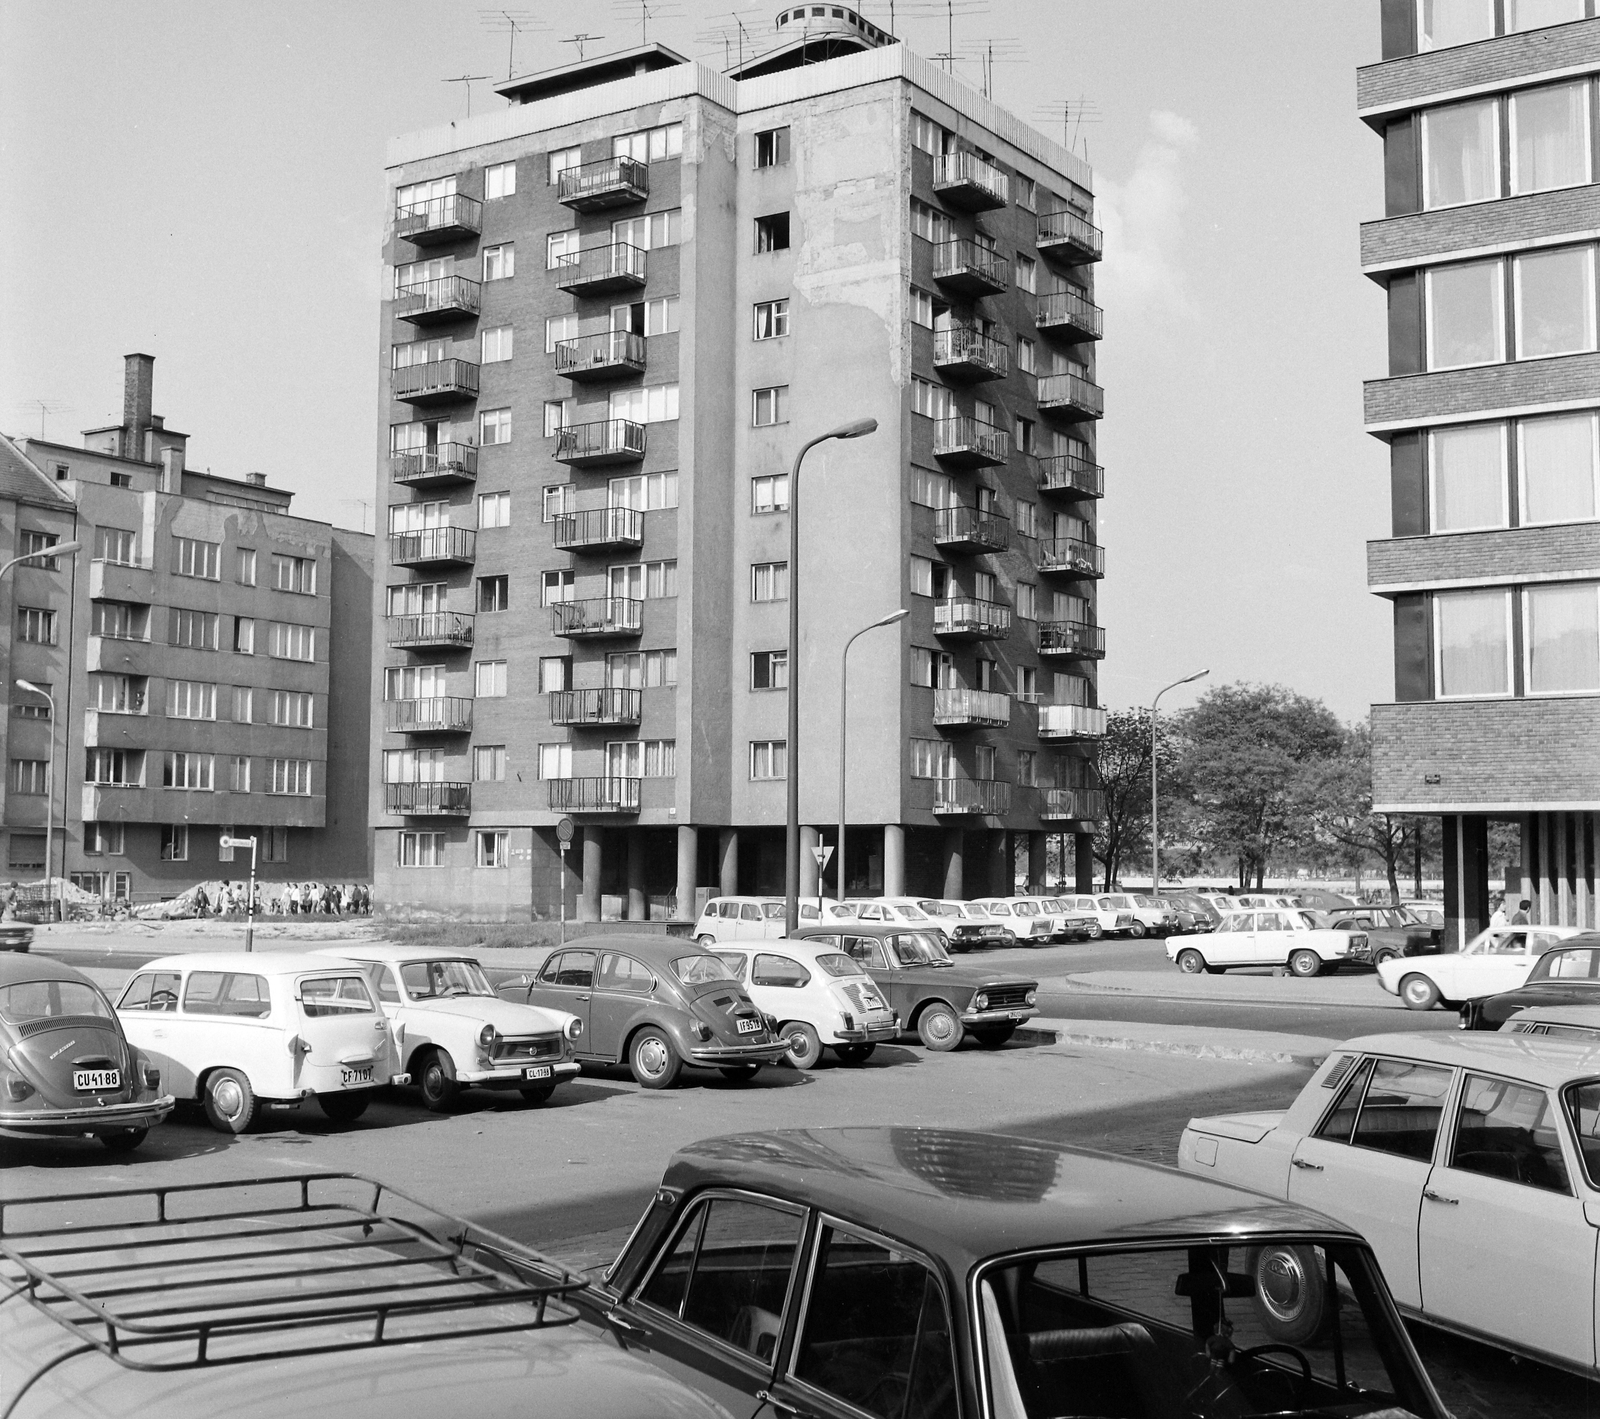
245,472,267,487
122,353,155,461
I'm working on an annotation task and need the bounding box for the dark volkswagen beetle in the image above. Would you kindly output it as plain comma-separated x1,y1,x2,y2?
0,953,172,1150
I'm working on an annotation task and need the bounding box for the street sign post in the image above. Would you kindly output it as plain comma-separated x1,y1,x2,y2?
811,845,833,914
556,817,575,947
220,836,259,952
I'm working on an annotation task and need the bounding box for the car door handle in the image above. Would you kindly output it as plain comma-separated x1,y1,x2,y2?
604,1308,646,1339
575,993,590,1001
1291,1158,1324,1172
1423,1189,1458,1205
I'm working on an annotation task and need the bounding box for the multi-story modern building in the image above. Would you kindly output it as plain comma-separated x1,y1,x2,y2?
374,8,1107,920
2,354,373,900
1362,3,1600,943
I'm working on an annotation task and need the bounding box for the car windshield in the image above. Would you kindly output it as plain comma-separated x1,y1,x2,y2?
814,952,867,978
673,955,737,986
888,932,952,966
1012,901,1039,917
888,903,929,920
0,978,113,1026
978,1241,1436,1419
400,959,495,1000
762,902,786,919
918,901,961,918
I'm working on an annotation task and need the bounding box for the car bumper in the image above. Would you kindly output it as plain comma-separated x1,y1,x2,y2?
0,1094,174,1139
833,1018,900,1044
960,1007,1038,1027
688,1040,791,1065
459,1061,579,1087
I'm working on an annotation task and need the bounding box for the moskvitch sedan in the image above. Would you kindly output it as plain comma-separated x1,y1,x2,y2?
794,923,1038,1050
494,935,788,1089
578,1126,1449,1419
0,954,172,1151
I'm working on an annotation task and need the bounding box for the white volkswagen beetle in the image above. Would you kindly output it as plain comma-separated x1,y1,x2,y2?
116,953,406,1133
1377,924,1586,1010
314,944,581,1110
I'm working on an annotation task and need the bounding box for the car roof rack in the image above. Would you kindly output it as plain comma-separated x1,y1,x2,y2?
0,1172,587,1409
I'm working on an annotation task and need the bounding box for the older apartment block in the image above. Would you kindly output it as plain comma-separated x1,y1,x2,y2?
1363,2,1600,941
375,9,1106,920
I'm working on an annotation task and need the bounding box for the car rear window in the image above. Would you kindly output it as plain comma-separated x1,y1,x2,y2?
1538,948,1600,981
673,955,737,986
183,972,270,1018
0,979,114,1026
300,975,377,1017
815,953,864,978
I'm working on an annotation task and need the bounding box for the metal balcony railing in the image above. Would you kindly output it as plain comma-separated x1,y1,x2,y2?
932,326,1009,381
1037,704,1108,740
1038,620,1105,659
386,612,474,649
1036,288,1104,341
932,239,1010,296
384,696,474,734
557,156,649,210
547,776,642,812
933,688,1012,728
384,781,471,816
933,778,1011,815
934,505,1009,553
391,442,478,487
1037,373,1104,420
1037,208,1104,263
392,359,480,404
394,191,482,244
548,688,643,727
1040,787,1106,821
553,597,643,637
933,151,1009,210
554,241,648,294
554,329,648,380
1038,538,1105,578
932,417,1009,467
1036,452,1104,499
394,276,481,324
552,506,645,552
388,526,476,566
933,597,1011,640
554,419,647,466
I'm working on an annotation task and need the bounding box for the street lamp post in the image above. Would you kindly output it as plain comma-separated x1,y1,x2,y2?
785,417,878,935
837,608,910,906
1150,668,1209,896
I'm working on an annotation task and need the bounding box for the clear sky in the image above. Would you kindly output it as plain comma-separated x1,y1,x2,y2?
0,0,1387,722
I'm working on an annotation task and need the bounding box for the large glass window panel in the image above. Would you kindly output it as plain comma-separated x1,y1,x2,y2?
1515,247,1596,359
1427,260,1505,368
1423,100,1500,207
1430,423,1506,531
1436,589,1512,697
1526,583,1600,694
1506,0,1586,32
1420,0,1496,48
1511,83,1591,193
1521,413,1598,524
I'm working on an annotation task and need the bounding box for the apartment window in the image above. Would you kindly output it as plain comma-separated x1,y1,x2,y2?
974,570,998,603
395,257,449,297
167,681,216,720
1016,749,1037,787
1525,583,1600,694
236,548,257,585
545,313,579,354
484,160,516,198
753,386,788,427
910,555,936,597
542,570,575,606
475,659,507,697
270,690,314,728
910,111,947,155
1015,253,1038,294
611,296,679,336
755,126,791,167
548,146,581,183
268,759,313,796
53,465,69,482
1014,499,1038,539
1514,247,1596,359
1510,82,1592,195
479,491,511,528
910,647,934,687
751,561,789,602
263,827,289,862
228,756,252,792
1507,0,1586,31
754,299,790,340
233,616,255,655
8,835,44,873
543,399,573,436
608,649,677,688
1015,417,1036,455
481,325,514,363
1016,582,1038,620
1430,423,1507,532
272,554,317,595
912,375,953,420
538,743,572,780
172,536,221,580
751,649,788,691
1017,336,1037,375
268,622,316,662
391,503,447,536
478,575,509,612
755,213,791,253
1419,0,1495,48
614,122,682,162
384,665,446,701
752,473,789,514
1521,412,1600,525
480,407,512,445
1422,98,1500,209
910,738,953,778
12,682,49,719
611,208,681,250
96,527,138,565
910,287,936,329
474,745,507,781
1053,590,1088,622
398,831,445,867
86,749,139,785
608,560,677,600
17,606,55,644
483,242,515,280
160,826,189,862
162,752,214,791
1426,259,1505,369
1018,666,1038,701
750,740,787,780
1015,174,1037,211
170,609,220,651
384,747,444,784
475,831,510,868
19,530,60,569
911,468,953,509
84,822,124,856
537,486,572,525
93,674,145,714
1435,588,1513,697
643,740,676,776
398,175,455,210
909,198,953,245
540,657,572,692
10,760,46,795
393,337,446,370
609,471,678,510
609,383,679,424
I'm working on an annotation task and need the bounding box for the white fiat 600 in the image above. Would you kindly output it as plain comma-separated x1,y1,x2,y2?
116,953,407,1133
314,944,581,1110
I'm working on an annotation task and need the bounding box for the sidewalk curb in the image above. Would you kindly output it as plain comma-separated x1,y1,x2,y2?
1015,1022,1328,1067
1057,972,1391,1012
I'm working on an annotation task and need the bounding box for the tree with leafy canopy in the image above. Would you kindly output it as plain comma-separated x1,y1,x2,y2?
1295,722,1412,904
1092,708,1184,887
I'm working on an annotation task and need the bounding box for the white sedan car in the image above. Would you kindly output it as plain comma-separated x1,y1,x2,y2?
1377,924,1585,1010
1178,1031,1600,1378
1167,908,1366,976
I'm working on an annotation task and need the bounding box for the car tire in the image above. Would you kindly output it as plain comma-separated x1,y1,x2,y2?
202,1068,257,1134
1085,922,1103,940
1128,921,1147,938
916,1003,963,1052
1288,949,1323,979
629,1027,684,1089
971,1025,1015,1049
1400,973,1441,1011
1176,948,1208,975
1372,947,1398,967
696,934,716,947
318,1092,370,1123
100,1128,148,1153
1248,1244,1329,1346
418,1048,462,1112
779,1021,824,1070
718,1064,761,1083
833,1044,875,1065
519,1085,556,1104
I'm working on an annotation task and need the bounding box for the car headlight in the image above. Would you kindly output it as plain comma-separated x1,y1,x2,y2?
563,1016,583,1041
1025,991,1037,1006
478,1023,499,1053
973,993,989,1011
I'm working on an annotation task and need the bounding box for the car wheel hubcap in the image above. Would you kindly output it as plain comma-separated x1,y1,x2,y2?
637,1038,669,1077
1259,1249,1306,1321
788,1030,811,1058
926,1013,955,1043
213,1079,243,1118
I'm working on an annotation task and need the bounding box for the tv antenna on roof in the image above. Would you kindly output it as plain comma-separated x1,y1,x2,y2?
695,8,759,70
442,72,493,117
611,0,684,45
894,0,987,73
478,10,543,79
1032,97,1101,153
562,33,605,60
15,400,72,440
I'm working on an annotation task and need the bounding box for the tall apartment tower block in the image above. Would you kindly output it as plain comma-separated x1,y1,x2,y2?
1362,2,1600,942
375,9,1107,920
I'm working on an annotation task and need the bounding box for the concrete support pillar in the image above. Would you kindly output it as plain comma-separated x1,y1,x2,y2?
626,830,647,921
800,825,820,899
1074,832,1095,893
1558,813,1574,927
718,829,739,897
941,828,964,899
1520,813,1536,915
675,826,698,921
883,824,906,898
1443,814,1490,950
1028,832,1047,894
580,826,603,923
985,830,1008,897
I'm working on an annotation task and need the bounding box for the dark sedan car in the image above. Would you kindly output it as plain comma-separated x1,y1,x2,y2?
578,1127,1450,1419
1316,905,1440,966
0,953,172,1150
494,935,789,1089
1459,935,1600,1029
794,922,1037,1050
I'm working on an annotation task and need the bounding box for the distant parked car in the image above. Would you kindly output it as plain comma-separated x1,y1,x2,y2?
1160,891,1221,931
1287,886,1360,912
1097,892,1172,937
1316,904,1440,966
0,922,33,952
969,896,1085,945
845,898,952,944
1458,935,1600,1029
1167,909,1368,977
1502,1002,1600,1038
1036,896,1106,939
1377,923,1586,1010
914,898,1018,950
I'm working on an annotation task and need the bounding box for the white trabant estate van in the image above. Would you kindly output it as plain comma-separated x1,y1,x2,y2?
116,952,406,1133
692,896,855,944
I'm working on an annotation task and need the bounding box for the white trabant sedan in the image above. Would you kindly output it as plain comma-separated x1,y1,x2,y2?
1178,1031,1600,1378
1166,908,1366,976
313,944,581,1110
1377,923,1586,1010
710,940,898,1069
116,953,407,1133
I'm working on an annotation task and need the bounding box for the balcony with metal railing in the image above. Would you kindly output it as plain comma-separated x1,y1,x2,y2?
933,688,1012,729
554,242,648,295
553,597,643,638
933,597,1011,641
548,688,642,727
1038,538,1105,579
933,151,1009,211
393,359,480,406
394,276,481,325
1038,620,1106,659
554,419,647,467
1036,288,1104,342
547,776,642,812
1037,209,1104,264
934,778,1011,815
934,505,1009,554
391,442,478,489
552,505,644,553
932,417,1009,469
1035,452,1103,500
384,697,474,734
1037,705,1108,740
395,192,482,245
932,239,1010,297
1039,786,1106,822
388,526,477,568
385,781,471,816
557,156,649,210
932,326,1008,382
386,612,475,650
1037,373,1105,422
554,329,648,381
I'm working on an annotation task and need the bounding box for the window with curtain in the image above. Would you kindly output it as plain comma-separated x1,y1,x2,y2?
1427,260,1504,369
1511,82,1591,194
1526,583,1600,694
1514,246,1596,359
1423,99,1499,208
1430,423,1506,532
1419,0,1495,48
1520,412,1598,525
1436,589,1512,697
1506,0,1587,33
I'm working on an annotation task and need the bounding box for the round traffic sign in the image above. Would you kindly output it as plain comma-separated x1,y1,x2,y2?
556,816,575,845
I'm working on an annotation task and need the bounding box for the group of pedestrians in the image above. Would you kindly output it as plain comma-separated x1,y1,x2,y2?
187,881,373,917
